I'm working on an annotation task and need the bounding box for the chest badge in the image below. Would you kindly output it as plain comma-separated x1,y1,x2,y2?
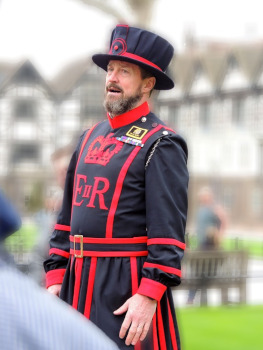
126,126,148,140
116,136,144,147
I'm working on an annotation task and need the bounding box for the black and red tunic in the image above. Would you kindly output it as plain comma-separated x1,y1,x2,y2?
44,102,188,350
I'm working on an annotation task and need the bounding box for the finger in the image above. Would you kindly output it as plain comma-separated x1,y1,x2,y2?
125,322,139,346
113,300,129,315
131,324,144,346
140,322,151,341
119,314,132,339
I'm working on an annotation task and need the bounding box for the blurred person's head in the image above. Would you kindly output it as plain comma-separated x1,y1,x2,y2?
0,190,21,243
51,145,73,189
92,25,174,117
43,196,55,212
198,186,214,206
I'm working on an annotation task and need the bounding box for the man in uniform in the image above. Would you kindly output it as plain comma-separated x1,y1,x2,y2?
44,25,188,350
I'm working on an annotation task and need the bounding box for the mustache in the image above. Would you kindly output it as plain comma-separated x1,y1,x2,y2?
106,83,123,92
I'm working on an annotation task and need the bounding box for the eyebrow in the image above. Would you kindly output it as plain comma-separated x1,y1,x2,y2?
108,62,132,69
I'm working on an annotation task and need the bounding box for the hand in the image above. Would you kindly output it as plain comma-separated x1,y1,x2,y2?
113,293,157,346
47,284,62,297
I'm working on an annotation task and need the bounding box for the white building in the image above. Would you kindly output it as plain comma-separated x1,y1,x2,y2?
0,60,55,211
156,41,263,229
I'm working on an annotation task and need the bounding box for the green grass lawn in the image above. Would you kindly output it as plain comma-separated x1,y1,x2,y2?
222,238,263,259
178,305,263,350
187,234,263,259
5,223,38,252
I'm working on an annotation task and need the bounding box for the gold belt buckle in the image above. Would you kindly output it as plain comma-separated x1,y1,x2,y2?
74,235,83,258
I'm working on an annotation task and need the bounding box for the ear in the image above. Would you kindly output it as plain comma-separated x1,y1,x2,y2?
142,77,156,94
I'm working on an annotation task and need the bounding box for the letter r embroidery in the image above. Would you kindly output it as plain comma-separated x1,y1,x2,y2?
87,177,110,210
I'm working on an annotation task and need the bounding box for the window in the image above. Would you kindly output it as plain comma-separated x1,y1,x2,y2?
14,100,36,120
250,188,262,218
232,98,245,126
11,144,39,164
199,102,210,129
260,143,263,176
168,107,179,129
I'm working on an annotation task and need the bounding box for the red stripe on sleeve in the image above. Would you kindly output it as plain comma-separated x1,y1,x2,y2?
49,248,70,259
143,262,182,278
46,269,66,288
54,224,71,232
147,238,186,250
137,277,166,301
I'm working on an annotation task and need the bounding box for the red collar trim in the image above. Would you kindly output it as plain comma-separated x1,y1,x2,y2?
108,102,150,129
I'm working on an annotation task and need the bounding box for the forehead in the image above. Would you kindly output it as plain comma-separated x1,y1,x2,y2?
108,60,140,71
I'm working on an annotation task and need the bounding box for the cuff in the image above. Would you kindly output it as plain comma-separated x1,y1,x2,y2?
46,269,66,288
137,277,167,301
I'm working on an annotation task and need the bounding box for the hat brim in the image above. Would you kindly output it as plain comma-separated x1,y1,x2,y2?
92,54,174,90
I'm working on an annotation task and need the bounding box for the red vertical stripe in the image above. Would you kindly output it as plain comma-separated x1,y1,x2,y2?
106,125,163,237
153,313,159,350
157,302,167,350
84,257,97,319
130,257,141,350
167,298,178,350
72,258,83,309
130,257,138,294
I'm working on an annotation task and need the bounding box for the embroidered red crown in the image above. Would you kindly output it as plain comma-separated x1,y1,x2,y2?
84,133,123,166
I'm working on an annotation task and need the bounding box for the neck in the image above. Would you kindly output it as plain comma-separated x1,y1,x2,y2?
107,101,150,129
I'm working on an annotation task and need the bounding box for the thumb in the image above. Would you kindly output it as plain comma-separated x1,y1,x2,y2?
113,299,129,315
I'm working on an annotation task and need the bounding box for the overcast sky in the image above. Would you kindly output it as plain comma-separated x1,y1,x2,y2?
0,0,262,79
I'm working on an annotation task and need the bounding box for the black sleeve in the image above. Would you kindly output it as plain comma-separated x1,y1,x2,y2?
137,134,189,300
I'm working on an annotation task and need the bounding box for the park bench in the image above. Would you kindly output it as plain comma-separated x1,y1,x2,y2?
178,249,249,305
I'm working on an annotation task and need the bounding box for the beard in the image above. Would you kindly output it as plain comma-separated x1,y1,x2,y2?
104,84,143,117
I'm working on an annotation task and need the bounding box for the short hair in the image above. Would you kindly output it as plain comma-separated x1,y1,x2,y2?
139,66,155,95
139,66,154,80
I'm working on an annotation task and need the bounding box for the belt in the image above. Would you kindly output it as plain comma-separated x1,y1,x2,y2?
70,235,148,258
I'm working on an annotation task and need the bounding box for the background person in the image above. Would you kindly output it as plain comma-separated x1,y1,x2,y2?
28,143,74,285
187,186,227,304
0,187,119,350
195,186,227,249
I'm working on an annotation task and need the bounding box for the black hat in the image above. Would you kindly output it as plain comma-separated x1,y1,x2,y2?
92,25,174,90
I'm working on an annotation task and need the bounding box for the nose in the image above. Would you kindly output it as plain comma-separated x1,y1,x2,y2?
107,68,119,83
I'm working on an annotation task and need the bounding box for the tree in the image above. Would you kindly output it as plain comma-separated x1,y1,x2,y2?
75,0,157,28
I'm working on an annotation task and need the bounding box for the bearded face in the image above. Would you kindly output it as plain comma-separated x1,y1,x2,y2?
103,60,147,118
104,83,143,117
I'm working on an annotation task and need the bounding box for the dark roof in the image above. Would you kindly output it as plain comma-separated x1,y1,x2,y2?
49,56,92,96
0,59,53,96
172,40,263,91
